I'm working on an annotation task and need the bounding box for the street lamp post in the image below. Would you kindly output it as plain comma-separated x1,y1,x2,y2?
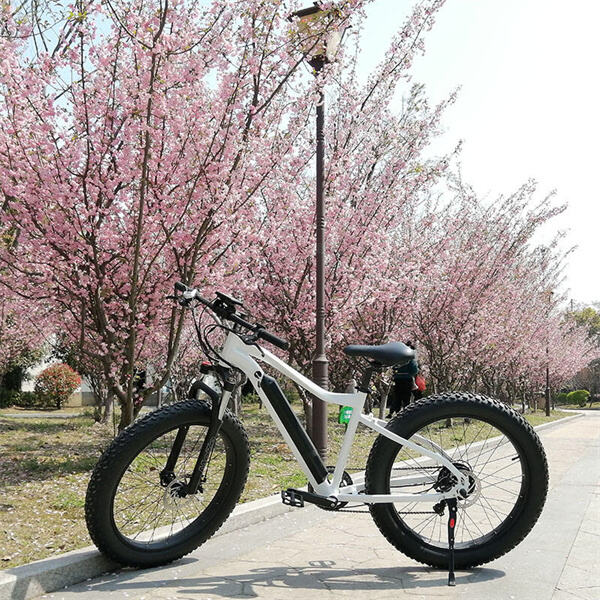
545,349,551,417
289,3,344,459
545,288,554,417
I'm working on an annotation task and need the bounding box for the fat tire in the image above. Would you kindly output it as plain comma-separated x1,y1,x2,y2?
365,392,548,569
85,399,250,568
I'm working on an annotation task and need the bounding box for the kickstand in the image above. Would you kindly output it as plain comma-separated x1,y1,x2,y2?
447,498,458,586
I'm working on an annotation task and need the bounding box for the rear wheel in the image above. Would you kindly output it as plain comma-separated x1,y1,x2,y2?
365,392,548,569
85,399,249,567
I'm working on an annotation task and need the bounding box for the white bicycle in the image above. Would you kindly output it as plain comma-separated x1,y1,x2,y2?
86,284,549,586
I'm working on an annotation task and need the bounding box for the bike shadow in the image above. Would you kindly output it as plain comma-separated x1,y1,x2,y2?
86,559,505,597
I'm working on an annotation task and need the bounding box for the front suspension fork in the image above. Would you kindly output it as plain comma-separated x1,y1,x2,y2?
160,377,228,495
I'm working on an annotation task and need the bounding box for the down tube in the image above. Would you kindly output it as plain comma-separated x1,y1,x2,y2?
259,374,329,486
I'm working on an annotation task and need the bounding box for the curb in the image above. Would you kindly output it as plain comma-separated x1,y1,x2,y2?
532,411,583,432
0,414,84,420
0,494,293,600
0,411,585,600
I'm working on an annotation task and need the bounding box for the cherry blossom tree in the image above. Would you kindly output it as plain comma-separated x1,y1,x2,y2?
383,179,596,402
244,1,450,388
0,0,592,431
0,292,50,384
0,0,364,428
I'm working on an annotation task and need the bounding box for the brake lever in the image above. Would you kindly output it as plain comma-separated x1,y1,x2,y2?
178,296,194,307
239,332,265,357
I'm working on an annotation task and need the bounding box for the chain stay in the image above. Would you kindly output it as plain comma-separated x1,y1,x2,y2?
330,465,441,514
311,464,443,514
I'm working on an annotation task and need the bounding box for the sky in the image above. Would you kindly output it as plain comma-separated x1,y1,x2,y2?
359,0,600,306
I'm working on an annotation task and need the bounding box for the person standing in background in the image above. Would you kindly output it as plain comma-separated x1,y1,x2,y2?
387,341,419,418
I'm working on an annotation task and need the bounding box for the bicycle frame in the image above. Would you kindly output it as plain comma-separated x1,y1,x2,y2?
214,331,469,504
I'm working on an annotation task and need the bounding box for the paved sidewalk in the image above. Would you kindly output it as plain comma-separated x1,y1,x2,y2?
38,412,599,600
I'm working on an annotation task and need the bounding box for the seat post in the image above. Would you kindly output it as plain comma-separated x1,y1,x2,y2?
358,361,381,393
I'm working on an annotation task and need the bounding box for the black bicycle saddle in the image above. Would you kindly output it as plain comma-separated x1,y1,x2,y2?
343,342,415,366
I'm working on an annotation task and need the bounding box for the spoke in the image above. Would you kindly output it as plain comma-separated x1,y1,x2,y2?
479,493,508,523
146,443,165,470
458,506,475,541
427,513,440,543
461,419,491,462
481,479,520,496
396,447,438,483
396,500,419,516
475,495,497,530
123,465,161,487
415,513,438,536
459,506,467,543
133,496,164,541
481,494,519,506
162,428,175,464
470,422,495,465
180,428,206,476
478,471,522,485
116,485,162,528
146,500,169,544
188,492,207,513
170,498,189,533
121,498,160,539
471,453,519,471
473,435,510,473
463,508,486,539
115,481,152,494
410,512,437,533
477,459,522,481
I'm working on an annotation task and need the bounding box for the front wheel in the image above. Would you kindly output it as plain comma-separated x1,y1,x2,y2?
365,392,548,569
85,399,250,568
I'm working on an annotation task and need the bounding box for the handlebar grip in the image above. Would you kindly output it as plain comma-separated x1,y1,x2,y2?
257,328,289,351
174,282,213,308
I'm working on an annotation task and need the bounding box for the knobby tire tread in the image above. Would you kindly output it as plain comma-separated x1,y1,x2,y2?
85,399,250,568
365,392,549,569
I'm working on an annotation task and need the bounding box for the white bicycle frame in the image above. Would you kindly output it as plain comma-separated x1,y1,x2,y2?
214,330,469,505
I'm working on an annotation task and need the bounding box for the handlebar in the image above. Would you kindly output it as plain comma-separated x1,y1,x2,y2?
256,327,289,351
172,282,289,351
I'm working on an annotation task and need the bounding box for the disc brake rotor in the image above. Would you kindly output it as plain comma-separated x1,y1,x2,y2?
162,480,199,511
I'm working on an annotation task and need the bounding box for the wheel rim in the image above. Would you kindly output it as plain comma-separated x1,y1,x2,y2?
388,415,527,550
110,423,233,550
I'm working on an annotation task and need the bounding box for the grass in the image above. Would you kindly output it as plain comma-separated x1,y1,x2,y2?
556,403,599,411
0,401,569,569
524,409,571,426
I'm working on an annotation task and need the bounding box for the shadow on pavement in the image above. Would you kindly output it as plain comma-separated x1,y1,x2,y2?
82,559,505,597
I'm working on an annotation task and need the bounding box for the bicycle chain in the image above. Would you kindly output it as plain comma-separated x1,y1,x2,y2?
391,466,440,470
335,508,437,514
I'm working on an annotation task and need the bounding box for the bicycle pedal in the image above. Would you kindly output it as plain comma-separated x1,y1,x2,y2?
281,489,304,508
283,488,340,510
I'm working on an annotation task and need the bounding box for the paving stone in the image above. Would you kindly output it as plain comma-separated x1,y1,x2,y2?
30,412,600,600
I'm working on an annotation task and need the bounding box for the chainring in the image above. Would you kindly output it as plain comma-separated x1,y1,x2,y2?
308,467,354,511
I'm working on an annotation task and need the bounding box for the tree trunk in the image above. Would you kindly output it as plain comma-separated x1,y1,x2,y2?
378,381,391,420
118,402,129,431
101,389,114,424
296,384,313,437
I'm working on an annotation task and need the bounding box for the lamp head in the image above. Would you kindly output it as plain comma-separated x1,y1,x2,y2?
288,3,345,65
